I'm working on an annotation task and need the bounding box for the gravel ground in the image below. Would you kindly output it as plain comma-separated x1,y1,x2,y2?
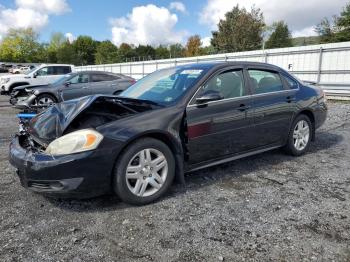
0,95,349,261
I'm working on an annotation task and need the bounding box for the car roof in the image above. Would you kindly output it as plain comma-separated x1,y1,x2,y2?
39,64,74,67
174,61,283,71
75,71,130,78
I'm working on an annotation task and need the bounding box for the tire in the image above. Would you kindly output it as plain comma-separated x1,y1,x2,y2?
35,94,57,106
284,114,313,156
113,138,175,205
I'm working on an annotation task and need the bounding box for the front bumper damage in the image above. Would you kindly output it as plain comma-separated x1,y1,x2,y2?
9,135,115,198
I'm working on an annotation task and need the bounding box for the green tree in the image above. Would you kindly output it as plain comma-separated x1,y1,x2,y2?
155,45,170,59
56,41,78,65
185,35,203,57
0,28,43,62
169,44,185,58
335,3,350,41
118,43,136,62
73,35,98,65
46,32,66,63
134,45,156,60
211,6,265,52
315,17,337,43
265,21,293,49
95,40,119,64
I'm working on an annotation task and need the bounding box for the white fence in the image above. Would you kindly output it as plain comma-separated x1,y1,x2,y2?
76,41,350,90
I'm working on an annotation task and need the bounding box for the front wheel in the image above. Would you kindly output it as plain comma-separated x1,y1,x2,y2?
34,94,56,106
113,138,175,205
284,115,312,156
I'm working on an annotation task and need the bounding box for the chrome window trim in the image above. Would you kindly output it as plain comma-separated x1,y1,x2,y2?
187,89,296,108
187,68,301,109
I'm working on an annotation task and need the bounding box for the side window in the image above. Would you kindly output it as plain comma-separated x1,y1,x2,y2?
248,70,284,94
36,67,48,76
283,74,299,89
69,74,89,84
199,70,245,100
54,66,71,75
91,74,108,82
103,74,120,81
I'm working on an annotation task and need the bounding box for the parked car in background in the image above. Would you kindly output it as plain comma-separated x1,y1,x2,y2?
12,66,31,74
10,71,136,107
9,62,327,205
0,64,9,73
0,64,74,95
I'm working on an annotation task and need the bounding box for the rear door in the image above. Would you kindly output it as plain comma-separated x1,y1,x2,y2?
247,68,297,147
89,73,119,95
61,73,90,100
186,67,254,165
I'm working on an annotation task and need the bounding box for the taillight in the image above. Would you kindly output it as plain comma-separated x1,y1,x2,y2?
130,80,136,84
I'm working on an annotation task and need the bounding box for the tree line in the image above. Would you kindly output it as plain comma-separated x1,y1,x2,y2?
1,2,350,65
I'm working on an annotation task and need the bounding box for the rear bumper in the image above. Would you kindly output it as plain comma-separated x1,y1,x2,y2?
9,136,115,197
315,101,328,129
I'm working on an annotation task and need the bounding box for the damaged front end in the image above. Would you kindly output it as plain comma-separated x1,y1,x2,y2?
9,95,155,197
27,95,153,146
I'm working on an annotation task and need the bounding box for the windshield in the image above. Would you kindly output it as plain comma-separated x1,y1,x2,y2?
52,73,74,85
119,67,206,105
25,67,38,75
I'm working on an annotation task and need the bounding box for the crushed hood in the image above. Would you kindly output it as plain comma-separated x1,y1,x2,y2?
28,96,102,145
27,95,154,146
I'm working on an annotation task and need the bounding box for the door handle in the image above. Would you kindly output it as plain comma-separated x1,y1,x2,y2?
82,86,88,89
237,104,251,111
286,96,296,103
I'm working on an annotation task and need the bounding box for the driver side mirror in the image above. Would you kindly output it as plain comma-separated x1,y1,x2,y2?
33,72,38,78
196,90,223,104
65,81,71,86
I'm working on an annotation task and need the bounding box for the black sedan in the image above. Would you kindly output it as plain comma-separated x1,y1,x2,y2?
10,71,135,108
9,62,327,205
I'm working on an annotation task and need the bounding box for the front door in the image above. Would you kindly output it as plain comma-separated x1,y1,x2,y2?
60,73,90,101
186,68,254,165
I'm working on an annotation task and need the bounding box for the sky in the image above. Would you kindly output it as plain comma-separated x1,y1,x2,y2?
0,0,348,46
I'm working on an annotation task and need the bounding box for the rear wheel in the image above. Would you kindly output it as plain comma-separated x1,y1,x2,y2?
113,138,175,205
284,114,312,156
34,94,56,106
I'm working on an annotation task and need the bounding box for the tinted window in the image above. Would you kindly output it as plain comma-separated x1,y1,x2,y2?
69,74,89,84
54,66,71,75
283,74,299,89
103,74,120,81
199,70,245,100
248,70,284,94
91,74,109,82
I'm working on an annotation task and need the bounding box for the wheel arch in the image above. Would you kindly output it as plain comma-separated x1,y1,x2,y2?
111,131,185,187
9,82,30,92
295,109,316,141
36,92,58,102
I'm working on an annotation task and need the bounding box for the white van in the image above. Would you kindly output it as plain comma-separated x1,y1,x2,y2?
0,64,74,95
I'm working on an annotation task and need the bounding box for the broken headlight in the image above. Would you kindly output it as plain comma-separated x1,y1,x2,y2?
45,129,103,156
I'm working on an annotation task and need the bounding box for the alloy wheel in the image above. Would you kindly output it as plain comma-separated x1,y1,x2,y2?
126,148,168,197
293,120,310,151
36,96,54,106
